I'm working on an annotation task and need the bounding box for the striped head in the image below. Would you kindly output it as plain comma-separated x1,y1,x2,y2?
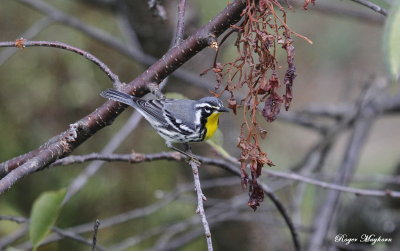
194,97,229,140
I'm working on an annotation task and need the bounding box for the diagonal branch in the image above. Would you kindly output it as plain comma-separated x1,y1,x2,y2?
17,0,214,90
307,83,384,251
0,40,121,85
0,0,247,195
62,0,187,204
348,0,388,16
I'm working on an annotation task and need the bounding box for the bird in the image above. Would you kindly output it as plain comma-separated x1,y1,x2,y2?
100,88,229,161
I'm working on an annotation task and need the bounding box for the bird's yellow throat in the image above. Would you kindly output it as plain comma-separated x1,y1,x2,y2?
204,112,221,140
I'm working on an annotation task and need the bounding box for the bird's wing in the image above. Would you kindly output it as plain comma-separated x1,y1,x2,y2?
163,100,197,135
134,98,196,135
133,99,170,126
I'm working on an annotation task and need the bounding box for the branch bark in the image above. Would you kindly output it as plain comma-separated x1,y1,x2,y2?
0,0,246,194
348,0,388,16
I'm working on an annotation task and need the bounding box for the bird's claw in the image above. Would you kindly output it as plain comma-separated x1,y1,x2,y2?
186,156,201,165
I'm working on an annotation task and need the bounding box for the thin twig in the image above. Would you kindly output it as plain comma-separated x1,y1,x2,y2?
0,215,108,251
291,1,384,24
308,118,375,251
258,182,301,251
14,177,239,250
147,194,249,251
189,159,213,251
264,169,400,197
55,152,297,251
62,111,143,204
0,17,52,66
62,0,178,204
307,83,382,251
348,0,388,16
0,39,121,87
17,0,215,90
52,227,108,251
0,225,28,249
62,0,152,204
92,219,101,251
52,152,400,198
174,0,186,46
0,0,247,194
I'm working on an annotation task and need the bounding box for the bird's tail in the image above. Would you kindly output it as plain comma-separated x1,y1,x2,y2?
100,89,137,107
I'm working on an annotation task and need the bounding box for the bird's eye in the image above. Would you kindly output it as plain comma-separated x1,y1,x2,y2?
204,108,211,113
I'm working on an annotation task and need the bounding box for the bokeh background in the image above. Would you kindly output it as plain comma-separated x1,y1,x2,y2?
0,0,399,250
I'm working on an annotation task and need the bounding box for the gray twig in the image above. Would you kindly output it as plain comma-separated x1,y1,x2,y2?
189,159,213,251
0,17,52,66
62,111,143,204
51,152,400,198
174,0,187,46
0,39,121,87
17,0,214,90
14,177,239,250
0,215,108,251
348,0,388,16
92,219,101,251
307,82,384,251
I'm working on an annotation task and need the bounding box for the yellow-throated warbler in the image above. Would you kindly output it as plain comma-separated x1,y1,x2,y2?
100,89,228,159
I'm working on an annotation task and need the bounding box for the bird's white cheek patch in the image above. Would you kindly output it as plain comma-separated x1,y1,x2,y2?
195,110,202,125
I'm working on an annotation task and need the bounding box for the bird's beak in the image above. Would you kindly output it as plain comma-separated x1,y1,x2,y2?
219,107,229,112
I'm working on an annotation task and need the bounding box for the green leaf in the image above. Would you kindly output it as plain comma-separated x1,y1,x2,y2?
383,1,400,82
29,188,66,250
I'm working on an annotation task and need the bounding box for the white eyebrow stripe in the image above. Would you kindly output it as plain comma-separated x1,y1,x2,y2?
195,103,213,108
195,103,219,109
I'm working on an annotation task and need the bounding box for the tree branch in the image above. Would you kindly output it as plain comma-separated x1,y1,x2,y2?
61,111,144,204
0,0,246,194
51,152,400,198
0,215,108,251
62,0,186,203
56,152,301,250
0,39,121,86
348,0,388,16
307,83,383,251
0,17,52,66
189,159,213,251
92,220,101,251
174,0,187,46
17,0,215,90
13,177,239,250
290,1,384,25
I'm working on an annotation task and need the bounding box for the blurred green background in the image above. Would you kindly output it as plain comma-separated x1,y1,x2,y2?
0,0,399,250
